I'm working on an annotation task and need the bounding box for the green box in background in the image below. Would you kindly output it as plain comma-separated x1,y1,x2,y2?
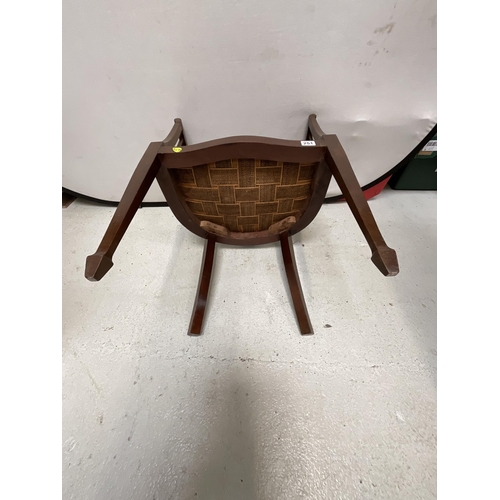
389,135,437,190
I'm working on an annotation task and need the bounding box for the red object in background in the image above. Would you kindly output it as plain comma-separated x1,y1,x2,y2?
362,176,391,200
339,176,391,202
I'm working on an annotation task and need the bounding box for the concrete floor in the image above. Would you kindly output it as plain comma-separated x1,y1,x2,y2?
62,188,436,500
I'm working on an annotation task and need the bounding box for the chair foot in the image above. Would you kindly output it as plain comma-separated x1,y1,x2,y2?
188,237,216,335
279,233,314,335
85,253,114,281
371,245,399,276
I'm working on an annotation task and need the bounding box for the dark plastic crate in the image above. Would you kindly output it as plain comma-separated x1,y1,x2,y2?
389,135,437,190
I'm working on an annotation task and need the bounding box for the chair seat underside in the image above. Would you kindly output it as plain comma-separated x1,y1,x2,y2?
170,158,320,234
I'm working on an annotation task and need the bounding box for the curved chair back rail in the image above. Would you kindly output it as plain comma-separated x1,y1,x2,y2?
157,136,327,165
85,115,399,335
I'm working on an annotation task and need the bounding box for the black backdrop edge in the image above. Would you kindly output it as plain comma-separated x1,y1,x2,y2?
63,124,437,208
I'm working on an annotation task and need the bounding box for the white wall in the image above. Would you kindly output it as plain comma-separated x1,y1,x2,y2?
63,0,436,201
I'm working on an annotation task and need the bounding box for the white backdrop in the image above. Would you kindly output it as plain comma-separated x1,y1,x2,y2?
63,0,436,202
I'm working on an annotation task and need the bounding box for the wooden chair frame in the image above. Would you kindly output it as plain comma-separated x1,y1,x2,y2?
85,115,398,335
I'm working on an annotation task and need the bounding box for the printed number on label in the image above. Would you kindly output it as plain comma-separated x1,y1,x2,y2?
422,140,437,152
301,141,316,146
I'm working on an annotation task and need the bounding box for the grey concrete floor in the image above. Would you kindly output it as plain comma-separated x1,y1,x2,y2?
63,188,436,500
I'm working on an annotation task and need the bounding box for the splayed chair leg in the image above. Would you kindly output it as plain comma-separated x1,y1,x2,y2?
85,142,163,281
308,114,399,277
188,236,216,335
279,233,314,335
323,136,399,276
85,119,184,282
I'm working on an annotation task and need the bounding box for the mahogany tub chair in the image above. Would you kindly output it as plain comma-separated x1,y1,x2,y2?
85,115,399,335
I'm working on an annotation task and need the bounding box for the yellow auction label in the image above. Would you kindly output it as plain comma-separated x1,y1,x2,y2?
172,147,182,152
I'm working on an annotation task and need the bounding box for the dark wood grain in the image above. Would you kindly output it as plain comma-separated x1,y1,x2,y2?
307,114,326,143
85,120,184,281
158,137,326,167
162,118,184,146
308,114,399,277
325,135,399,276
62,192,76,208
288,158,331,237
188,236,216,335
280,233,314,335
86,115,399,336
85,142,163,281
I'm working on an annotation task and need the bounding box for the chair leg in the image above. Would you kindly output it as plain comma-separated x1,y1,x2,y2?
188,236,216,335
279,233,314,335
85,142,163,281
324,134,399,277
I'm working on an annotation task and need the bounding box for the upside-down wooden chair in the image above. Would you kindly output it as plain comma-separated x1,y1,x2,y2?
85,115,399,335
